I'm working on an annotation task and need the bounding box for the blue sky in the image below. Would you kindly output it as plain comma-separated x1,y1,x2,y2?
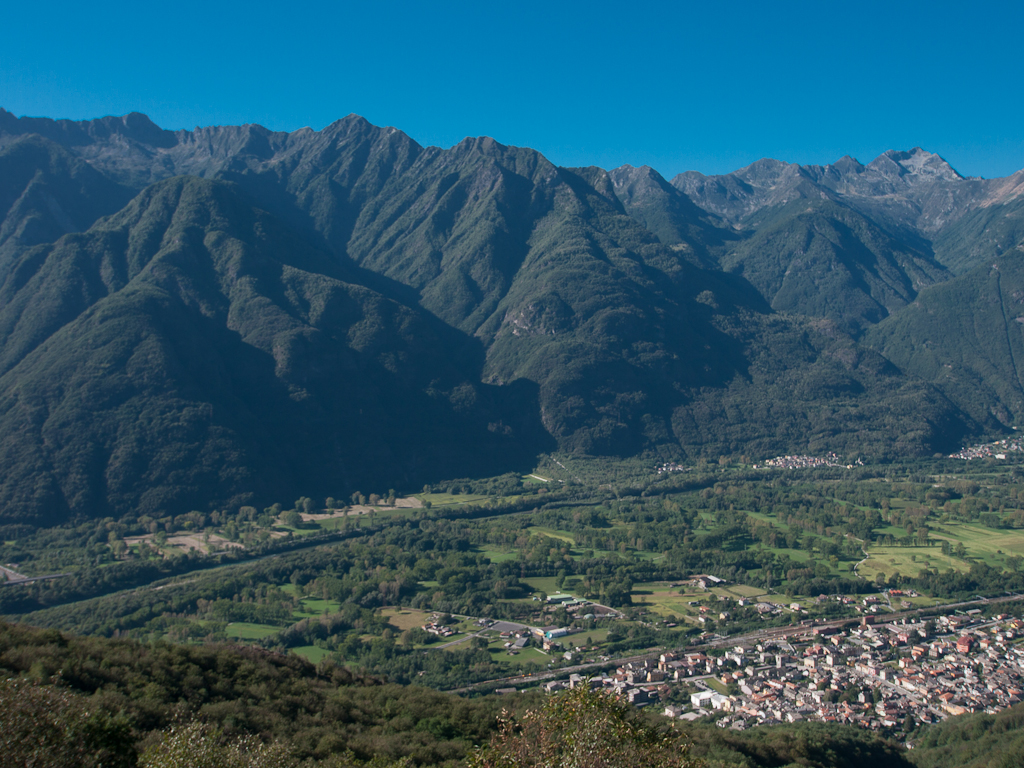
4,0,1022,179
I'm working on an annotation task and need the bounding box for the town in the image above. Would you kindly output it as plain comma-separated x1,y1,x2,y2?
754,453,855,470
532,601,1024,739
949,436,1024,460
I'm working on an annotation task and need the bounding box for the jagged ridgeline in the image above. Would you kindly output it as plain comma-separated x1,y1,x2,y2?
1,109,1023,522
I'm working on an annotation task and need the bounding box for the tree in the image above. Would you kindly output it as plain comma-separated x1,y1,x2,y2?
139,721,295,768
0,678,136,768
468,684,701,768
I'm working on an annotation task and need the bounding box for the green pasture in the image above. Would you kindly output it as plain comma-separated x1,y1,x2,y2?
726,584,767,598
416,492,491,508
573,628,612,645
631,551,667,561
631,584,702,617
745,511,793,532
477,547,519,563
381,608,431,631
291,645,331,663
772,548,813,563
874,525,913,539
225,622,281,640
295,597,342,616
706,678,729,694
527,526,575,544
931,522,1024,563
858,545,967,580
523,576,564,595
367,506,422,521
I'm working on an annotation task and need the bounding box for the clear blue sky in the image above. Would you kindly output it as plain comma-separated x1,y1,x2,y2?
4,0,1022,179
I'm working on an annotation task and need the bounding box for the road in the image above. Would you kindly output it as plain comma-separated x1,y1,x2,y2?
0,564,67,587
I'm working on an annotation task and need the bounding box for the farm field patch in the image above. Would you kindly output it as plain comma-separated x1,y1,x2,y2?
858,546,967,580
225,622,281,640
522,576,564,595
381,608,433,631
631,583,703,617
526,526,575,544
931,522,1024,563
291,645,331,663
416,492,491,508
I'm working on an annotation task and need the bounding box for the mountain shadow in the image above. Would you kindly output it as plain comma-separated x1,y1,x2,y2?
0,176,550,524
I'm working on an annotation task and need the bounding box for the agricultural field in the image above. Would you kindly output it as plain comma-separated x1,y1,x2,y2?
225,622,280,640
295,597,342,616
858,545,968,581
381,608,433,631
526,526,575,544
727,584,768,598
630,582,705,618
522,576,564,595
416,492,492,508
476,547,518,563
15,455,1024,695
291,645,331,663
931,522,1024,563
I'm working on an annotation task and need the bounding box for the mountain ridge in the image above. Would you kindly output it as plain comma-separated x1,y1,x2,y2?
0,108,1018,520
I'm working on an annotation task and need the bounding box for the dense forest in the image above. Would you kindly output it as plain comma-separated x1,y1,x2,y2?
0,619,931,768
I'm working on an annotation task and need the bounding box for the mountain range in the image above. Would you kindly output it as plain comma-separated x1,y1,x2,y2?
1,108,1023,523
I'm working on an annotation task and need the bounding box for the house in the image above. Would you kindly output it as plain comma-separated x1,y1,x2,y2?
691,690,715,708
627,688,652,706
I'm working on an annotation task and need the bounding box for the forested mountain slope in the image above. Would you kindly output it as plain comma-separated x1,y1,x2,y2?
865,252,1024,428
0,134,134,279
670,149,1024,333
0,176,545,523
0,108,1020,520
716,198,949,334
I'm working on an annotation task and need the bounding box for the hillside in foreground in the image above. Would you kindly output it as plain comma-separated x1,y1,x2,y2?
0,618,921,768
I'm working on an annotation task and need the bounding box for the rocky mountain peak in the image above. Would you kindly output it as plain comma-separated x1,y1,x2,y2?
871,147,962,182
734,157,802,188
609,164,671,194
